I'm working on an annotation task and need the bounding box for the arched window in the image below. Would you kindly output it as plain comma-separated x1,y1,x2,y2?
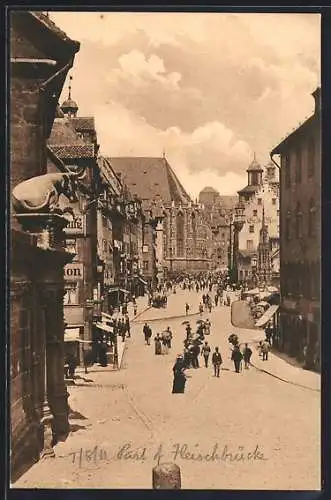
295,148,302,183
307,137,315,178
285,211,291,241
308,198,316,237
283,154,291,188
176,212,185,257
295,202,303,239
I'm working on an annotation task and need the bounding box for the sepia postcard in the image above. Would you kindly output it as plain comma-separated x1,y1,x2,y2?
9,9,321,491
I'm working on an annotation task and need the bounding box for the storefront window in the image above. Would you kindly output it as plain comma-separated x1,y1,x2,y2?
64,283,79,305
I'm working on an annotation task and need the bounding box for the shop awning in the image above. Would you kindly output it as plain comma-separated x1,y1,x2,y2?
255,305,279,328
101,312,113,320
108,287,130,294
64,328,92,343
94,322,114,333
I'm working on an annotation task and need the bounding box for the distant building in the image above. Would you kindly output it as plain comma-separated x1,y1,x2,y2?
110,156,212,280
198,187,238,271
237,156,280,285
270,87,321,371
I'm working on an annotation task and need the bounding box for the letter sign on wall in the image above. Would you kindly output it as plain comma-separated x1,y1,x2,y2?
64,214,86,235
64,263,84,281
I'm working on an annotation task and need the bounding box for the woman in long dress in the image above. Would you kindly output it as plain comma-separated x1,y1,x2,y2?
172,355,186,393
154,333,162,355
161,333,169,355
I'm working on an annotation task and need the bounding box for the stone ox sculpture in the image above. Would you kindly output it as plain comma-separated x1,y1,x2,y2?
12,173,79,214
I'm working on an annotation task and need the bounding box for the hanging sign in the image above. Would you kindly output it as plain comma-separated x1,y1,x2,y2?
64,213,86,235
64,263,84,281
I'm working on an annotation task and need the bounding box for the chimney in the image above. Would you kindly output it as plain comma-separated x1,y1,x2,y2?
312,87,321,115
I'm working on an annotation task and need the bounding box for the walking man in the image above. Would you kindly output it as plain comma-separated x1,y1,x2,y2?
212,347,222,377
261,339,271,361
243,343,253,369
185,303,190,316
133,303,138,316
201,341,211,368
231,345,243,373
143,322,151,345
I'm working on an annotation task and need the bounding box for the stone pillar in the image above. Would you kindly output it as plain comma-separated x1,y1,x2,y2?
152,463,181,489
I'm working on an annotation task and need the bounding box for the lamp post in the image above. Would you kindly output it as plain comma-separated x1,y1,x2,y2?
232,202,245,284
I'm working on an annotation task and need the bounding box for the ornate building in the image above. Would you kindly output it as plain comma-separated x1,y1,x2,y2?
110,156,212,281
199,187,238,271
237,156,280,285
270,87,321,371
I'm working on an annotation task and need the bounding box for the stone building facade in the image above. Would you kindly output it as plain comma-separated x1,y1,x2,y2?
10,11,80,480
237,157,280,285
198,187,237,271
111,156,212,281
271,88,321,370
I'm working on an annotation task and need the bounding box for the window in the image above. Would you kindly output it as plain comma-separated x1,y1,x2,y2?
249,225,254,233
284,154,291,188
143,261,149,271
295,148,302,183
295,202,303,239
246,240,253,250
257,198,262,205
308,198,317,237
176,213,185,257
253,210,258,216
103,239,108,253
285,212,291,241
277,210,280,216
142,245,149,253
65,239,77,254
307,138,315,178
64,283,79,305
221,232,225,239
272,198,276,205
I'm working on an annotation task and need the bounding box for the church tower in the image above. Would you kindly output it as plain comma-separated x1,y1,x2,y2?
61,75,78,118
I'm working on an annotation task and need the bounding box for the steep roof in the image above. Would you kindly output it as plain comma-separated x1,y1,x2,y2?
200,186,219,194
50,144,95,159
108,157,192,204
70,117,96,131
237,185,259,195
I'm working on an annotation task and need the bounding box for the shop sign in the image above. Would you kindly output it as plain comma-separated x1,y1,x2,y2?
64,214,86,235
104,267,114,285
64,263,84,281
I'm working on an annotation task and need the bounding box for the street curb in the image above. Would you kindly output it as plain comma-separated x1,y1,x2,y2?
250,362,320,392
131,304,152,322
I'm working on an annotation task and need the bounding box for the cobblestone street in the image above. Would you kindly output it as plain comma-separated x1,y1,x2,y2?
14,289,320,490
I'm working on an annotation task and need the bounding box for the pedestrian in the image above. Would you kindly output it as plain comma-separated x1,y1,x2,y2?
199,303,203,316
205,318,211,335
243,343,253,369
185,303,190,316
208,300,212,313
165,326,173,348
154,333,162,355
125,314,130,338
120,318,126,342
192,343,200,368
133,303,138,316
201,341,211,368
172,355,186,393
143,322,150,345
231,345,243,373
212,347,223,377
161,332,169,355
261,339,271,361
214,294,219,307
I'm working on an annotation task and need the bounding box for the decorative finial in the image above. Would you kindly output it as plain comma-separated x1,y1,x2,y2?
253,151,256,161
68,75,73,100
162,148,166,159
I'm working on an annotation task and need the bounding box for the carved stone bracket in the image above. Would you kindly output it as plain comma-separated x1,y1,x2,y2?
10,281,32,299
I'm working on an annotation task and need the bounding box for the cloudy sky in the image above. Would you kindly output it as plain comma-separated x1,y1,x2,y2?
51,11,320,198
